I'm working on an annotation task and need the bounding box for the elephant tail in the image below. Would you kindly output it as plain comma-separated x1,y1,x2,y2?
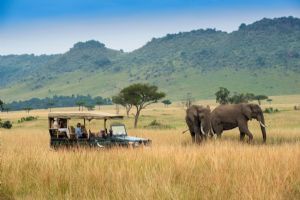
182,129,189,134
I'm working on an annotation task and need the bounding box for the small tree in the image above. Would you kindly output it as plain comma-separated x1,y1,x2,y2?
2,105,10,114
267,99,273,105
47,100,55,112
245,93,255,102
85,104,95,111
94,96,104,110
162,99,172,107
112,94,132,117
76,101,85,111
254,95,268,105
215,87,230,104
229,93,248,104
24,107,32,113
0,99,4,111
116,83,165,128
182,93,194,108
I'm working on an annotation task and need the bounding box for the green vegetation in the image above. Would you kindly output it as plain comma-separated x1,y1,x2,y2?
0,99,3,111
114,83,165,128
1,17,300,101
264,107,279,114
18,116,38,123
215,87,269,104
162,99,172,107
5,95,112,111
112,94,132,117
0,119,12,129
215,87,230,104
144,120,173,129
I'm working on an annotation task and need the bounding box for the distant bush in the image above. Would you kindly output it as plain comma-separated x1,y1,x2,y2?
0,119,13,129
18,116,38,123
264,107,279,114
144,120,173,129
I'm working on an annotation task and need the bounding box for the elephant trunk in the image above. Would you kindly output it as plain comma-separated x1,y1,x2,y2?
259,114,267,143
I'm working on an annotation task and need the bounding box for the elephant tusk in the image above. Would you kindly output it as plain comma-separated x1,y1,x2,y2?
200,124,205,135
259,121,267,128
211,127,215,135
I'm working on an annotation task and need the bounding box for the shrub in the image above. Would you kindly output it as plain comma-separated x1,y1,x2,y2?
0,119,12,129
264,107,279,114
18,116,38,123
144,120,173,129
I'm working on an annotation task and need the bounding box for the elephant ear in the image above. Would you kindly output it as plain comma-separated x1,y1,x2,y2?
242,104,252,120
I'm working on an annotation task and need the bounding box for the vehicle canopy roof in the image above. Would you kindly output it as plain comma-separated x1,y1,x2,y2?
48,111,123,120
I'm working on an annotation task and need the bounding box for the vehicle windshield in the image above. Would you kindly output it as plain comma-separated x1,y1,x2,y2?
111,125,127,136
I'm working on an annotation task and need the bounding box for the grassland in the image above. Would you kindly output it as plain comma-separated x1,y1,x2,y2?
2,67,300,102
1,95,300,199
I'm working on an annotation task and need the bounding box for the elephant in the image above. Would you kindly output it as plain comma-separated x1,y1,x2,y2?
211,103,267,142
185,105,212,143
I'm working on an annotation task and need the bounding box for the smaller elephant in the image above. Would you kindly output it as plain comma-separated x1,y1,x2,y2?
185,105,212,143
211,103,267,142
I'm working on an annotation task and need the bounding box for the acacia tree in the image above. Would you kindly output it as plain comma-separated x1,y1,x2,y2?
267,98,273,105
112,94,132,117
254,95,268,105
116,83,165,128
162,99,172,107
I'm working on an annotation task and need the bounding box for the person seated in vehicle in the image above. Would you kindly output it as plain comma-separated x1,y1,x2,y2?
75,123,83,138
81,125,88,138
57,119,69,137
99,129,107,138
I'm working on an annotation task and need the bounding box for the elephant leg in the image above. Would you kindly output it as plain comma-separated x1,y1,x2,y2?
212,122,223,139
240,132,246,141
193,125,202,144
211,119,223,138
238,121,253,142
191,132,196,143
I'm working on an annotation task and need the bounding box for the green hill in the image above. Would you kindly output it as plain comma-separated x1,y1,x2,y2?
0,17,300,102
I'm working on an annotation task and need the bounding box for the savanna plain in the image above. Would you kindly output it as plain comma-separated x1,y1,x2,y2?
0,95,300,200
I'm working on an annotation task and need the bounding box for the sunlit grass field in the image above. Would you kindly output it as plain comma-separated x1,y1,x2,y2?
1,95,300,199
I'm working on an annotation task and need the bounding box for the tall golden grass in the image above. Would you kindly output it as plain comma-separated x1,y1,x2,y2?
1,96,300,199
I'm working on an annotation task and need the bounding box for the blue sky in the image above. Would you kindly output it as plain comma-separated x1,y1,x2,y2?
0,0,299,54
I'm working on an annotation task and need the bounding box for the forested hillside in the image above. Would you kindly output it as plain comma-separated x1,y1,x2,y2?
0,17,299,102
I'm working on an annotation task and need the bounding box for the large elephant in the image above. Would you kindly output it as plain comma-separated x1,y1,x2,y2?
211,103,267,142
185,105,212,143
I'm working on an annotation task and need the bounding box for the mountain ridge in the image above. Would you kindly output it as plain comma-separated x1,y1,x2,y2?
1,16,300,102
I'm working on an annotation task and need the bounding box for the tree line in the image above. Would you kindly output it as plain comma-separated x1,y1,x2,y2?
0,95,112,112
215,87,270,105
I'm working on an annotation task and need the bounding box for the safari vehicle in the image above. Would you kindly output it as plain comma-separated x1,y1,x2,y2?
48,111,151,149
